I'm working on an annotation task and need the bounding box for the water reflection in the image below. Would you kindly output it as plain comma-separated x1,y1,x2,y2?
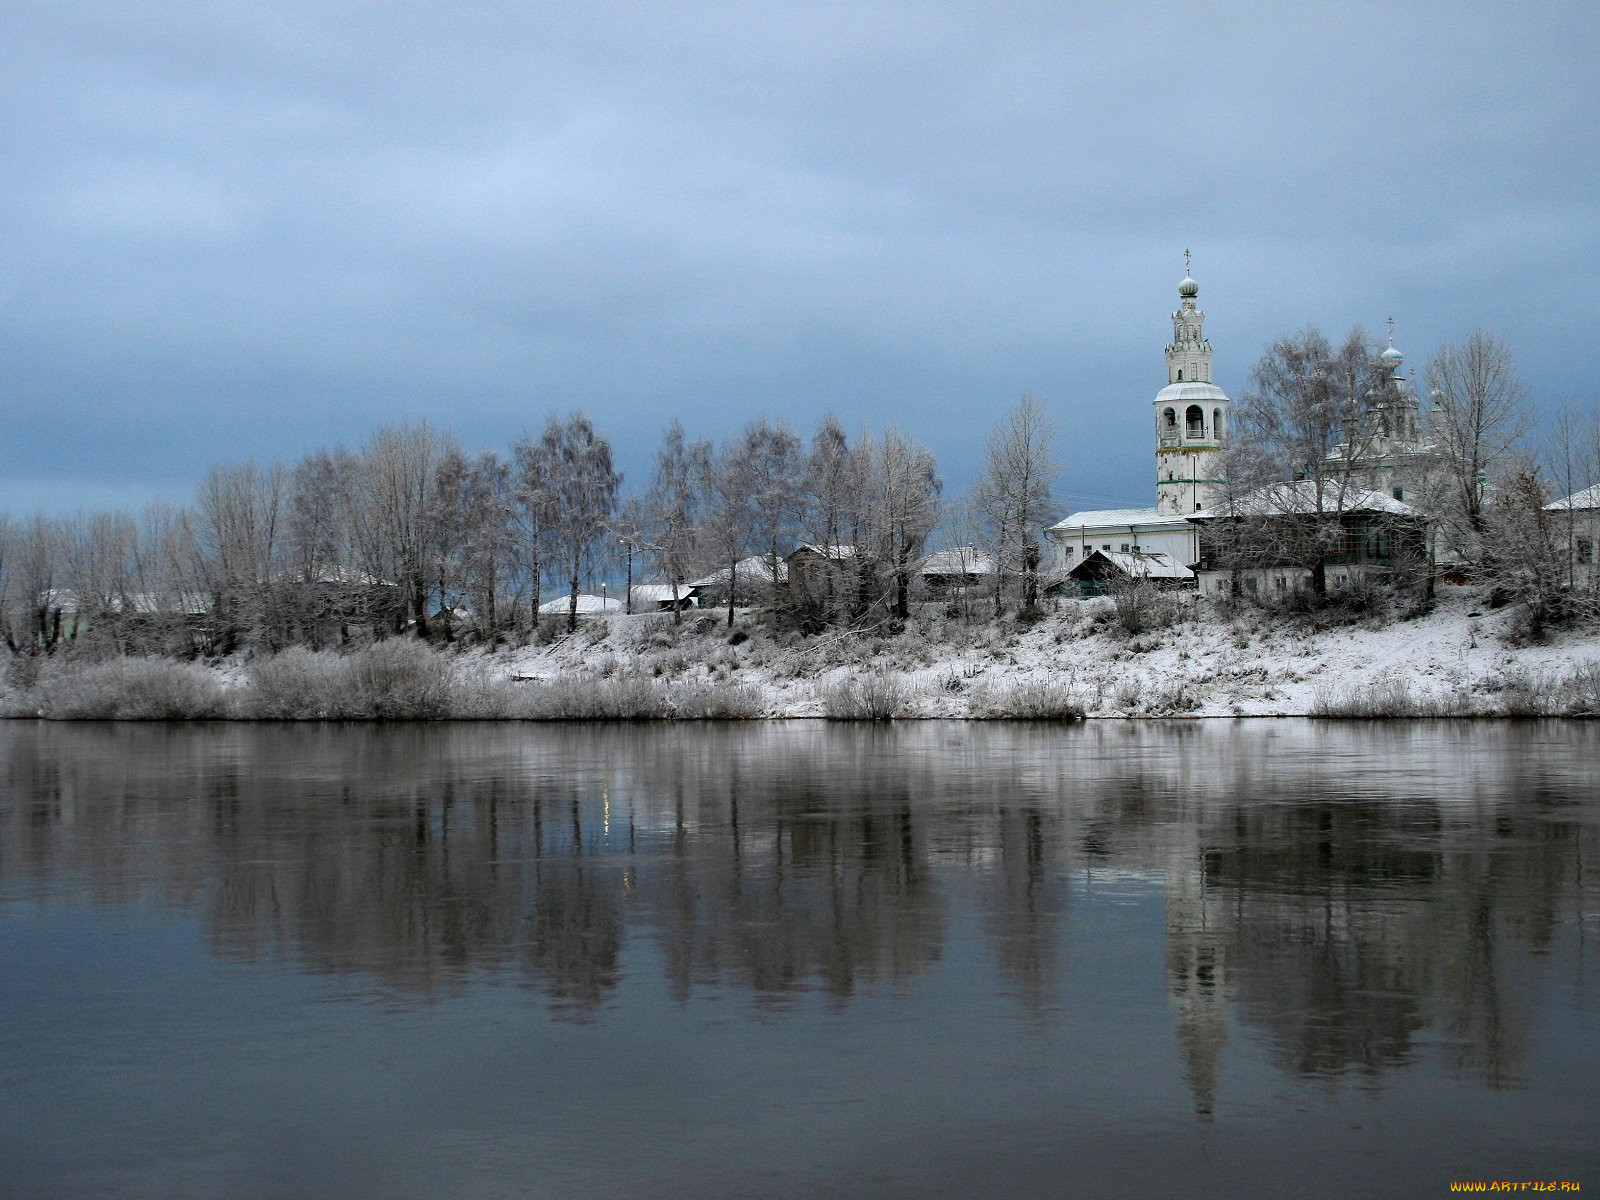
3,720,1596,1111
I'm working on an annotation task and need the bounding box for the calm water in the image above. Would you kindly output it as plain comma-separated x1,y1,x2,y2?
1,720,1597,1198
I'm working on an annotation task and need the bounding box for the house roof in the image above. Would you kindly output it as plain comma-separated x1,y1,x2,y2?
1189,481,1422,521
1049,505,1177,532
629,583,691,604
688,555,787,589
790,542,857,559
920,546,997,576
537,594,623,615
1068,550,1194,581
1546,484,1600,512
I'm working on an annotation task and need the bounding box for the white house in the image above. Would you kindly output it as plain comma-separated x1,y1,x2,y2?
1545,483,1600,585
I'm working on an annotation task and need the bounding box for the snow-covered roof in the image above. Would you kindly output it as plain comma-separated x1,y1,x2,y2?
688,556,787,589
920,546,996,576
1068,550,1194,581
1049,505,1176,532
791,542,856,559
537,593,622,615
630,583,691,604
1190,481,1423,521
114,591,212,615
1153,381,1230,406
1546,484,1600,512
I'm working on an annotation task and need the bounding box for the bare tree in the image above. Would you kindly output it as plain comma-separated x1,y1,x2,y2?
344,423,455,638
537,412,620,633
2,516,70,656
193,461,289,651
974,393,1062,612
510,430,558,626
1230,327,1390,594
645,421,710,624
869,429,943,620
798,416,873,624
739,418,804,595
1425,331,1532,566
697,435,756,628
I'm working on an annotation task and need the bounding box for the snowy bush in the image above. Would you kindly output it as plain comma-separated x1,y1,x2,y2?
247,647,353,718
341,639,454,719
37,658,233,720
669,680,764,719
819,670,904,720
966,678,1084,720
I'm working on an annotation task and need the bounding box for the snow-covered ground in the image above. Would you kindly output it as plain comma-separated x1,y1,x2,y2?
488,584,1600,718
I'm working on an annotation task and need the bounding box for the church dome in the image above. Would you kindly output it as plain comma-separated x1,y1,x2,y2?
1380,344,1404,370
1178,275,1199,298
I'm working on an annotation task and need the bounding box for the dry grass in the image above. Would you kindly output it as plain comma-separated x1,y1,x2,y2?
819,669,905,720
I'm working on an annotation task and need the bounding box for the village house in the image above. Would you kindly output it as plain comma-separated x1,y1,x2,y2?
1545,484,1600,588
688,555,787,610
1065,549,1195,598
1188,482,1428,598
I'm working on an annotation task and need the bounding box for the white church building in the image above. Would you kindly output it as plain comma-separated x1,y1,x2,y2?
1047,260,1226,575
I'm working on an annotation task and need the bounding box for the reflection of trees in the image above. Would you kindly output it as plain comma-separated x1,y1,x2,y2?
2,720,1595,1086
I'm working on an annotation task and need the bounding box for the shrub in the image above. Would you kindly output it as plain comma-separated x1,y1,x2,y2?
37,658,233,720
1110,579,1181,638
1311,672,1420,718
670,680,764,719
342,639,454,719
967,678,1084,720
247,647,353,718
1143,680,1202,715
512,672,673,720
819,669,904,720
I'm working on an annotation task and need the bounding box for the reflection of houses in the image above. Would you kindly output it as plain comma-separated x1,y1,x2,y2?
1545,484,1599,586
1189,483,1428,598
1047,262,1225,578
1066,549,1194,598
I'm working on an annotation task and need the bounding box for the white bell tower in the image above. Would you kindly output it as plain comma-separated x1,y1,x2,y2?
1153,252,1229,515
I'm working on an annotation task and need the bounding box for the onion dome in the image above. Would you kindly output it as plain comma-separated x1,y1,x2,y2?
1178,275,1199,298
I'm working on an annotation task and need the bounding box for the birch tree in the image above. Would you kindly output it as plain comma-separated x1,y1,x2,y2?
537,412,620,633
1231,327,1388,594
645,421,710,623
974,393,1061,612
1424,331,1532,565
870,429,943,620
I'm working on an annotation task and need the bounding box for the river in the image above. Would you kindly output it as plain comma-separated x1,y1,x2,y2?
1,720,1595,1197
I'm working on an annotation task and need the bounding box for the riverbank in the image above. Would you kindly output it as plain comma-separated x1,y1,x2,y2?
3,584,1598,720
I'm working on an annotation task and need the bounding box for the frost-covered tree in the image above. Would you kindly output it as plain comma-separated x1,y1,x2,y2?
697,434,758,627
536,412,620,633
1230,327,1392,594
974,393,1061,612
738,418,805,596
1424,331,1532,566
869,429,943,620
645,421,710,623
345,423,456,637
194,460,289,650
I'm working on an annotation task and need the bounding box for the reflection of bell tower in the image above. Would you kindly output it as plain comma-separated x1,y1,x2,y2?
1154,252,1230,516
1165,841,1228,1120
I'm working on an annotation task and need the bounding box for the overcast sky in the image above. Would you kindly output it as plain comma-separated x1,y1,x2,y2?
4,1,1596,519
